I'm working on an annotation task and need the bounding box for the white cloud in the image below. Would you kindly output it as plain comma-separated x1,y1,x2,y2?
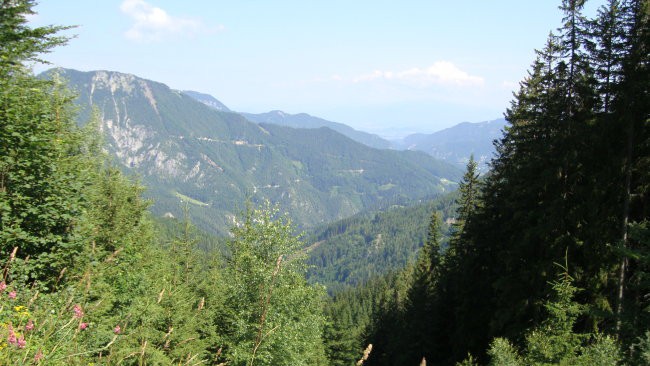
120,0,221,42
353,61,484,87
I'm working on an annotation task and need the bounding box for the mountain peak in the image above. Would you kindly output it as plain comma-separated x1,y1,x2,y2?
181,90,231,112
396,118,507,172
270,110,287,117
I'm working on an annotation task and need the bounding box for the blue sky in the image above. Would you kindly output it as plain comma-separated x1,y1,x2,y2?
31,1,602,138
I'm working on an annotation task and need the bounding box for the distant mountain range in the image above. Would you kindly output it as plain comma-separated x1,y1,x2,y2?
49,68,462,235
182,91,506,171
240,110,392,150
394,119,507,172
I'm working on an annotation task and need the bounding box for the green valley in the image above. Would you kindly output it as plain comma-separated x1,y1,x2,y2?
3,1,649,365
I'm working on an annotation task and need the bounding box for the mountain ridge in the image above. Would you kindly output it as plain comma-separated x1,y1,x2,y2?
181,90,231,112
46,68,462,235
181,90,392,150
181,88,505,169
393,118,507,171
241,110,392,150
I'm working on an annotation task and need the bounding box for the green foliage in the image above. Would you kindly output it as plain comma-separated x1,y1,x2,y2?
417,1,650,363
322,273,401,366
400,212,442,362
632,331,650,365
220,202,327,366
0,0,71,71
307,193,457,291
359,2,650,365
456,354,479,366
113,210,222,364
451,155,480,244
0,71,91,287
47,67,462,236
487,339,522,366
2,4,330,365
2,1,648,366
0,278,116,364
486,270,622,366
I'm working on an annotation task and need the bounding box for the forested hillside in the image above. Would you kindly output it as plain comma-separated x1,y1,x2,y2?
240,110,392,150
0,2,328,364
45,68,461,235
334,0,650,365
2,0,649,365
394,118,507,172
306,193,457,292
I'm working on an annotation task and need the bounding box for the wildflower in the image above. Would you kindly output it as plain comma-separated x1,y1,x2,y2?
16,336,26,349
8,290,16,299
34,350,44,362
79,322,88,330
113,325,121,334
25,319,34,331
0,281,6,292
7,325,17,345
14,305,30,317
73,304,84,319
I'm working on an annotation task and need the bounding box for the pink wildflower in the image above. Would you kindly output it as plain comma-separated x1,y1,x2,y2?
79,322,88,330
0,281,6,292
34,350,44,362
73,304,84,319
25,319,34,331
17,336,26,349
113,325,121,334
7,325,17,345
8,290,16,299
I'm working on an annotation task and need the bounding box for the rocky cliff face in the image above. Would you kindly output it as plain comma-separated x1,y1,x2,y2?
80,71,183,177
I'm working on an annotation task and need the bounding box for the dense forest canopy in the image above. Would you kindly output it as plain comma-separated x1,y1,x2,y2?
1,0,649,365
342,0,650,365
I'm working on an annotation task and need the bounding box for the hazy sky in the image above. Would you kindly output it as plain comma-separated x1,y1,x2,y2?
31,1,602,138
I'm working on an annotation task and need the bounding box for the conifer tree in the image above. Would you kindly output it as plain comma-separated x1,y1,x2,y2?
221,202,327,366
403,212,442,363
449,155,480,258
612,0,650,343
485,268,622,366
0,0,71,73
444,0,649,361
0,0,90,287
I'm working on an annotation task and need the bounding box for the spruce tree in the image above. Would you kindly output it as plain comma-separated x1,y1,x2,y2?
0,0,89,287
434,156,486,363
612,0,650,344
404,212,442,363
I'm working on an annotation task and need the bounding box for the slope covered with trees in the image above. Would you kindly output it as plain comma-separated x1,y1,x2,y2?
46,68,461,236
394,118,507,172
352,0,650,365
0,2,330,364
240,110,392,150
3,0,649,365
306,193,457,292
